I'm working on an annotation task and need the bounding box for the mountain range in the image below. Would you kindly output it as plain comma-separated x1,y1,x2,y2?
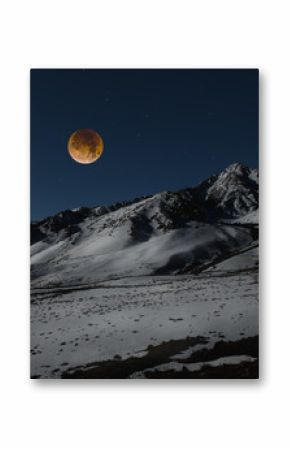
31,163,259,288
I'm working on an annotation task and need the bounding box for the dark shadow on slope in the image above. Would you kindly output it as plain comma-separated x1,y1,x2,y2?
129,215,154,243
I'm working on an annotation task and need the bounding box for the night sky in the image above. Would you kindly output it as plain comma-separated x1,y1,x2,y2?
31,69,258,221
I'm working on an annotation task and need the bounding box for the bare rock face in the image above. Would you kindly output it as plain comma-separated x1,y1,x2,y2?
201,163,259,218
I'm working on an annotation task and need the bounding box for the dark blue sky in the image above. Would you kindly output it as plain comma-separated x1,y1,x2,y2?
31,69,258,221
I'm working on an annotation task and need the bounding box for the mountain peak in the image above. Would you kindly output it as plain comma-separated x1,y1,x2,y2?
225,162,248,174
202,163,258,218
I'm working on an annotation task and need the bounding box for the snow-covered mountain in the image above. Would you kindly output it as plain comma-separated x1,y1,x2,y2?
31,163,259,287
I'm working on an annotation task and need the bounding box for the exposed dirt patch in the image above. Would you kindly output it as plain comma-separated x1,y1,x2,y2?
61,336,207,379
144,360,258,379
175,336,258,364
61,335,258,379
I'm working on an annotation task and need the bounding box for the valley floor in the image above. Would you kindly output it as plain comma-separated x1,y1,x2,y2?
31,269,258,379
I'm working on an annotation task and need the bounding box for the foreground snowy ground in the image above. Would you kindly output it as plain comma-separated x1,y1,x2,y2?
31,265,258,378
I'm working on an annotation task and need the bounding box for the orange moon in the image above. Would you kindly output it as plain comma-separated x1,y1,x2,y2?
67,129,104,164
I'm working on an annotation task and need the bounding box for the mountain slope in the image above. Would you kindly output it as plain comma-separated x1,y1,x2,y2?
31,163,259,287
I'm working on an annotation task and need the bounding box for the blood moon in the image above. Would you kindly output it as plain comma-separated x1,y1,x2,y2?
68,129,104,164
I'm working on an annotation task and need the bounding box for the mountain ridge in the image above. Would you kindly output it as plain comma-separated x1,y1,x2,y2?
31,163,259,287
32,162,258,238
